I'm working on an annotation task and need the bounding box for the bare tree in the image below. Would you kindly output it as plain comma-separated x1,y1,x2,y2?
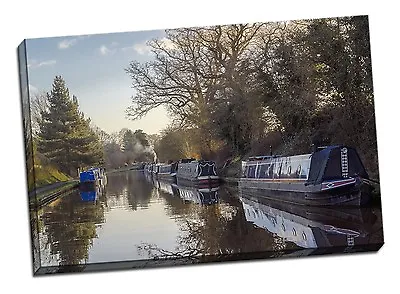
30,91,49,135
125,24,271,125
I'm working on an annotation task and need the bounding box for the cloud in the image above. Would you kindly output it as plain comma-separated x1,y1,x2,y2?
98,45,114,56
28,84,38,94
28,59,56,69
99,45,111,55
58,35,90,49
133,43,152,55
58,38,78,49
98,42,119,56
122,41,152,55
122,38,175,55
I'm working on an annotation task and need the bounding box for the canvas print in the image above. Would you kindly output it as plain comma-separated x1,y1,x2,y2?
18,15,384,275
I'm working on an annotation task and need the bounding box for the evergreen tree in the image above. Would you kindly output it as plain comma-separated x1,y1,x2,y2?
122,129,135,153
38,76,104,176
122,129,136,164
133,129,149,147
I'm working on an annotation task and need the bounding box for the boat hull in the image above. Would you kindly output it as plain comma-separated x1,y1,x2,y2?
156,172,176,182
177,175,220,188
238,177,372,207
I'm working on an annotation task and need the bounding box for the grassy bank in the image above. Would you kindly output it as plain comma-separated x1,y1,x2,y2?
34,164,71,188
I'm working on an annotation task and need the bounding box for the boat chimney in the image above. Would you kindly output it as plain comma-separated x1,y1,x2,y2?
311,134,322,153
311,143,318,153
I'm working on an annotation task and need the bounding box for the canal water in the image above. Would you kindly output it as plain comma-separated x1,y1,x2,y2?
33,170,384,273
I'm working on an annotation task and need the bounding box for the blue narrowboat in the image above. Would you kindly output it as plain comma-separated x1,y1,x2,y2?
79,167,106,187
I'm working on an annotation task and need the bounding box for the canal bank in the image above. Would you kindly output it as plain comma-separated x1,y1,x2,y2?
29,180,79,208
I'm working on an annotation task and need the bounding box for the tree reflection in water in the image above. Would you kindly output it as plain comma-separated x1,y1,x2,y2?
40,188,106,267
33,171,382,273
105,172,154,210
137,180,300,263
135,216,204,264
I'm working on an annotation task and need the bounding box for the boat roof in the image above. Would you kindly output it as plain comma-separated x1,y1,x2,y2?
245,145,346,162
179,158,197,163
247,155,282,161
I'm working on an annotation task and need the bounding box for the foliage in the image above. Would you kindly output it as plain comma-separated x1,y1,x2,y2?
37,76,104,177
40,190,105,266
30,134,71,189
126,16,379,178
94,128,156,169
121,129,154,163
153,127,197,162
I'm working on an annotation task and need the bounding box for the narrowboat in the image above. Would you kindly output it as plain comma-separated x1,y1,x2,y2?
130,162,145,171
176,159,220,186
144,163,154,175
239,145,374,206
152,164,159,176
79,167,106,187
156,162,178,181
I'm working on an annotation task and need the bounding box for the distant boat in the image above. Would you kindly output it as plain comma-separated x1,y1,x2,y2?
156,162,178,181
239,145,374,206
176,159,220,186
79,169,106,202
144,163,154,174
130,162,145,170
79,167,107,187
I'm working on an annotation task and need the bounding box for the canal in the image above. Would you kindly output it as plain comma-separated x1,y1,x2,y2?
32,170,384,274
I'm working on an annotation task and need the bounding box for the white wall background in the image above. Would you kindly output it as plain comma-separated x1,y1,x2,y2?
0,1,398,293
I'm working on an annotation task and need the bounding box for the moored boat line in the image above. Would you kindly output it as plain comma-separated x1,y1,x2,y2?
239,145,374,206
142,144,376,207
144,158,220,186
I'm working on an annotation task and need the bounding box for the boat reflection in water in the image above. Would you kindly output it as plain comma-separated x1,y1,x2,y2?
239,191,382,255
79,179,107,202
156,178,220,205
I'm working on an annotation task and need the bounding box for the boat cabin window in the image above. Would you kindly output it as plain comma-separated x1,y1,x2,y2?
247,164,257,178
323,148,341,180
257,163,273,179
272,160,283,178
257,163,266,178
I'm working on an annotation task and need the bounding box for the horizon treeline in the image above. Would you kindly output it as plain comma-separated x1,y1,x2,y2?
125,15,379,179
30,76,154,184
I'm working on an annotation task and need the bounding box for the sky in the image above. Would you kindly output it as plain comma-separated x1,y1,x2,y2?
26,29,172,135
